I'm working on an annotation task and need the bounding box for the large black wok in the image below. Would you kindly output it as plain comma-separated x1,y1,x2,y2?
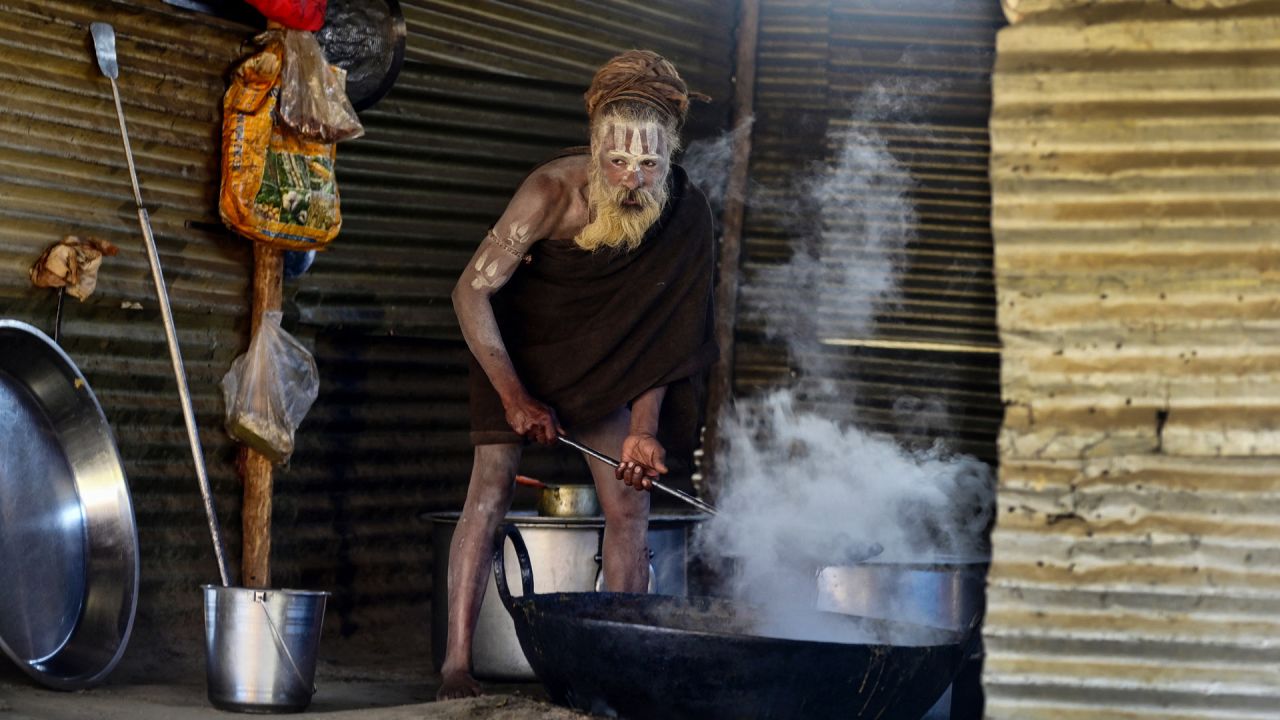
493,525,972,720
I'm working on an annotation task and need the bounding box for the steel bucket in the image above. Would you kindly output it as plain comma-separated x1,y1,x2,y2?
202,585,329,713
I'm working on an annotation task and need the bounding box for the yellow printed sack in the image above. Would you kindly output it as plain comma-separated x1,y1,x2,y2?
219,41,341,250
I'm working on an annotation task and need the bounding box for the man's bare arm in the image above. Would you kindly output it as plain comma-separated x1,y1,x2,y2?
619,385,668,489
452,172,570,443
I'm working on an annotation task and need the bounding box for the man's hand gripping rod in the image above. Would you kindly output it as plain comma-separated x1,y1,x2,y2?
556,436,718,516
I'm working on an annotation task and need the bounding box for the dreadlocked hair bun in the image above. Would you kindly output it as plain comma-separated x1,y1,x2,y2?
584,50,706,129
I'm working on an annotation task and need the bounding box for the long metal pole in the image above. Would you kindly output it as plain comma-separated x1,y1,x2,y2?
101,48,232,587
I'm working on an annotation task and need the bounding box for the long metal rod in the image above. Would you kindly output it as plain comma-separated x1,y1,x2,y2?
97,34,231,587
557,436,719,516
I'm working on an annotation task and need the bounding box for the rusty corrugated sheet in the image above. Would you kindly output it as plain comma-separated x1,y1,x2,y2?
741,0,1003,462
1002,0,1267,24
986,2,1280,716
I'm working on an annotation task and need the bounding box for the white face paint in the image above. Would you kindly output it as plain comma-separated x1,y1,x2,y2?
607,121,663,168
577,119,673,252
628,123,659,156
600,120,669,193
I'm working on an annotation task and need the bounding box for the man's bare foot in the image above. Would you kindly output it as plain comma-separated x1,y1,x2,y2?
437,669,482,700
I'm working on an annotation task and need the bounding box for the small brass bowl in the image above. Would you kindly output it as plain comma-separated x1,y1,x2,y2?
536,485,600,517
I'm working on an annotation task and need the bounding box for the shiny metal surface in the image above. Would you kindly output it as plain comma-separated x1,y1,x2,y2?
430,512,699,680
203,585,329,713
535,485,599,518
815,561,988,632
89,22,118,79
0,320,138,689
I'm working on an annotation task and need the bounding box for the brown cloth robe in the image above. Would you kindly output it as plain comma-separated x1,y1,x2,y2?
468,154,717,463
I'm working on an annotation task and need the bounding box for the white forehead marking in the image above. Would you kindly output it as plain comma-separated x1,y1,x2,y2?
606,121,662,155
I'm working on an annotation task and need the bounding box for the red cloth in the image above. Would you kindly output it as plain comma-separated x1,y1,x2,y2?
246,0,326,31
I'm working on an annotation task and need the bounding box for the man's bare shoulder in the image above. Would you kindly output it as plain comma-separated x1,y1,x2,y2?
513,155,589,240
522,155,589,199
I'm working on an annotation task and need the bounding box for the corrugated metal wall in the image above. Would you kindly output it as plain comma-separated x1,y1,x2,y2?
0,0,735,663
1001,0,1264,23
986,2,1280,717
741,0,1003,462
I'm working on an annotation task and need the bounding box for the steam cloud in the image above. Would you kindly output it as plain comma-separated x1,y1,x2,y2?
748,79,922,373
690,78,996,644
683,116,755,214
699,391,992,643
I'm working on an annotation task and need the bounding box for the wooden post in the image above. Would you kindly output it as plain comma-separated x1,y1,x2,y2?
241,242,283,588
702,0,760,498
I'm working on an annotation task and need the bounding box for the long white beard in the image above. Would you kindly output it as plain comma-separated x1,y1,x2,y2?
575,164,669,253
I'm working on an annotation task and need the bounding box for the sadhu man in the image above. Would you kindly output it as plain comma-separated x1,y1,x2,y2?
439,50,717,699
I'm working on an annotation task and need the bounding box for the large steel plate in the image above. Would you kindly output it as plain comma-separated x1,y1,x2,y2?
0,320,138,689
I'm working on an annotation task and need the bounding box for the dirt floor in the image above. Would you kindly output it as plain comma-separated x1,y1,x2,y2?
0,637,586,720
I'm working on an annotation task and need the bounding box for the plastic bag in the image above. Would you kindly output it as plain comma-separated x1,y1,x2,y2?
279,30,364,143
221,312,320,464
219,37,342,250
244,0,327,31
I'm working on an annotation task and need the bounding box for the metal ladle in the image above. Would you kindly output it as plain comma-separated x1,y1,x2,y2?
557,436,719,516
90,22,231,587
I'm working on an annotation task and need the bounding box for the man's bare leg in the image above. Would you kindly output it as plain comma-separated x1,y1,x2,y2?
437,443,521,700
580,409,650,592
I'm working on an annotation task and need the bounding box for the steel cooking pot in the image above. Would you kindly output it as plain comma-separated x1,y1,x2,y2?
816,560,988,632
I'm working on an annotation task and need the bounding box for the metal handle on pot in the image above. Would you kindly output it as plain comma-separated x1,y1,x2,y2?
492,524,535,612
